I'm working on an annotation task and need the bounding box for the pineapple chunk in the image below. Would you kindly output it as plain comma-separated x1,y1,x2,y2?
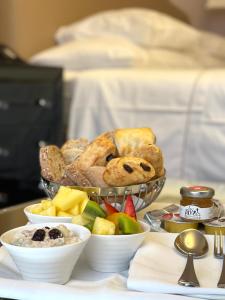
30,204,43,214
80,195,89,213
92,217,115,235
68,204,80,216
57,211,73,217
72,214,90,226
39,206,56,216
52,187,88,211
40,199,53,209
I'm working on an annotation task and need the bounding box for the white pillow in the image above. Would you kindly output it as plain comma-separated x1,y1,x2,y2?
145,48,225,69
30,36,148,70
145,49,200,69
55,8,200,51
198,31,225,60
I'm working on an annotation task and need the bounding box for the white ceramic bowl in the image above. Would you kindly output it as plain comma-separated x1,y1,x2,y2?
24,204,72,224
0,222,91,284
84,220,150,272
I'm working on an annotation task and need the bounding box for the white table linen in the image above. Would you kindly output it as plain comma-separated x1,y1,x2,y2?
0,246,202,300
128,232,225,299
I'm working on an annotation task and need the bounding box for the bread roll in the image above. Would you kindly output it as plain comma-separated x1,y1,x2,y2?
66,161,92,187
114,127,156,157
61,138,88,165
39,145,66,183
84,166,109,188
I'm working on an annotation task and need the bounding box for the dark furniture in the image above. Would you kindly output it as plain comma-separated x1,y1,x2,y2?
0,64,63,207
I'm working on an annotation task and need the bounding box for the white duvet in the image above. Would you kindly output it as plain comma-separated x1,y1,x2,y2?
65,68,225,183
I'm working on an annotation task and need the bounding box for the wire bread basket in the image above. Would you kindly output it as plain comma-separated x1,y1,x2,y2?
41,173,166,212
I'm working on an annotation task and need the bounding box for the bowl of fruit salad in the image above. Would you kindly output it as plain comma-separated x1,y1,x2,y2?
72,194,150,272
84,218,150,272
0,222,91,284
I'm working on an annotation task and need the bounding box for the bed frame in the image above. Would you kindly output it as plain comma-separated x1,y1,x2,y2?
0,0,189,59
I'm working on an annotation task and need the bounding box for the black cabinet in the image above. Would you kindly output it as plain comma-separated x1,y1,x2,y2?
0,64,63,207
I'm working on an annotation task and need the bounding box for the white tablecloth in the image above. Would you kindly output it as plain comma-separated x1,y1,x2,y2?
0,241,207,300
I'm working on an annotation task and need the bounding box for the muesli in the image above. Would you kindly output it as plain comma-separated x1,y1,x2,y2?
11,224,80,247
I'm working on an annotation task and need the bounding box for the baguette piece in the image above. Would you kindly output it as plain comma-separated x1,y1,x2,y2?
40,145,66,183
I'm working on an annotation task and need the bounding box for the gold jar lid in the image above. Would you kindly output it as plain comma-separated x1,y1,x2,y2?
204,217,225,235
180,186,215,199
162,213,199,233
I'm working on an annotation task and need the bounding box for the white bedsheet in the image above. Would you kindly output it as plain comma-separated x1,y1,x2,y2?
64,68,225,183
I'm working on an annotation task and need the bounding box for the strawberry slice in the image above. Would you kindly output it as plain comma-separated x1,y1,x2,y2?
124,195,137,220
103,199,119,215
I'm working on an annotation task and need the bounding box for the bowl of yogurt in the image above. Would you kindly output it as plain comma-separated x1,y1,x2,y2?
0,222,91,284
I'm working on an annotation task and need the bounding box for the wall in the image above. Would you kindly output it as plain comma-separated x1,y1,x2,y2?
170,0,225,36
0,0,188,59
0,0,224,59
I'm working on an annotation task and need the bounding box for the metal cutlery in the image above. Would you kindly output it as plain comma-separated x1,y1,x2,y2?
174,229,208,287
214,232,225,288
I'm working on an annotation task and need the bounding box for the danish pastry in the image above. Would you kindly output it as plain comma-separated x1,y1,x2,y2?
103,157,155,187
123,144,164,177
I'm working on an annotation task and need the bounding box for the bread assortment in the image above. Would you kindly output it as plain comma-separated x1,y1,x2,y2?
39,127,165,187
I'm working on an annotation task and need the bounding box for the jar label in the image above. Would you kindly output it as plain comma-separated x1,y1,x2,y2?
180,205,213,220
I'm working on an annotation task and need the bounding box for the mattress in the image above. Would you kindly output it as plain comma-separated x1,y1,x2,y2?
63,68,225,183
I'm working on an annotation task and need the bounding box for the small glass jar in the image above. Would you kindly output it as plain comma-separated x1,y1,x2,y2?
179,186,215,221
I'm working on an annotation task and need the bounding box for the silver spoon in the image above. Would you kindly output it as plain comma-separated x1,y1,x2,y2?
174,228,208,287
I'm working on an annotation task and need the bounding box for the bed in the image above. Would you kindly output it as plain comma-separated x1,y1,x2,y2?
29,6,225,184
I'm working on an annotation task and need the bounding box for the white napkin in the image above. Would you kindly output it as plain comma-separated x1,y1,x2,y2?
0,246,202,300
127,232,225,299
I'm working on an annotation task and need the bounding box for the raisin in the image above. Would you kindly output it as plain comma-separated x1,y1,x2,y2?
32,229,46,241
140,163,151,172
123,164,133,173
106,154,114,162
48,228,63,239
